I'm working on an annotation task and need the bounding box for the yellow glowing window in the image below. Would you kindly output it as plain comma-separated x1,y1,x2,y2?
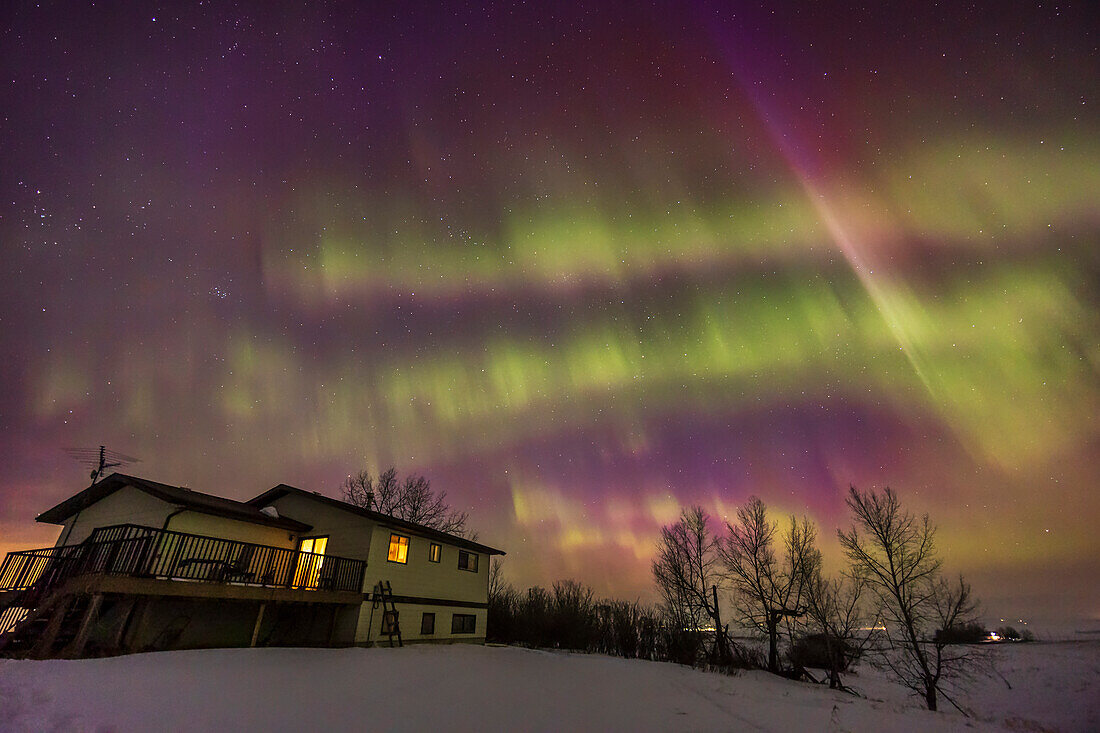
294,536,328,588
387,534,409,563
429,543,441,563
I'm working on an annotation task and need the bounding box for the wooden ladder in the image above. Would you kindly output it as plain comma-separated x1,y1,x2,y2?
373,581,402,647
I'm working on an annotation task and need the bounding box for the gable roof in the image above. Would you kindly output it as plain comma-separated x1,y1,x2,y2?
248,484,506,556
36,473,312,533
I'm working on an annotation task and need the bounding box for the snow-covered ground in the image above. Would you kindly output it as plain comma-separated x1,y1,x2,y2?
1,641,1097,732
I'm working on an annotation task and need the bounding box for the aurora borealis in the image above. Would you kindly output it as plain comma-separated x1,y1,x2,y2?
1,2,1097,628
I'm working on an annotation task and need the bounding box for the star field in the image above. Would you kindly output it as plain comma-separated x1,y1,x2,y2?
1,1,1097,628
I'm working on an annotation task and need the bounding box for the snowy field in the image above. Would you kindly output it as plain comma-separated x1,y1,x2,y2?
1,641,1098,732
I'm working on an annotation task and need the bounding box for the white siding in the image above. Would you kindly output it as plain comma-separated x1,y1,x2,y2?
169,512,294,549
368,528,488,604
261,493,375,571
355,602,486,645
58,486,175,544
54,485,296,549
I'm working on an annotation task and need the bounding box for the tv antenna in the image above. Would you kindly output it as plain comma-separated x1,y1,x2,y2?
64,445,140,484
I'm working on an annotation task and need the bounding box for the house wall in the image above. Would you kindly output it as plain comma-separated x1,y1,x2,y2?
355,601,487,646
260,493,376,567
357,525,490,645
54,484,296,550
258,493,494,645
168,511,295,549
120,597,359,651
57,486,175,545
367,526,488,605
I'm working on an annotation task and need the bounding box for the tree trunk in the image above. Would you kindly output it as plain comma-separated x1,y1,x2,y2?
925,684,938,711
824,632,841,689
711,585,730,664
767,615,779,673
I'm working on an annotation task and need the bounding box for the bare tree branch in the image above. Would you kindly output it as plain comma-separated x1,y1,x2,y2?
720,496,820,674
341,467,470,536
652,506,732,664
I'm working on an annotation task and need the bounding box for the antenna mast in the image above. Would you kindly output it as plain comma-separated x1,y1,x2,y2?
64,446,140,484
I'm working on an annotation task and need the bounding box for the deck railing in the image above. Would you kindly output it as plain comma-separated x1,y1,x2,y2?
0,524,366,598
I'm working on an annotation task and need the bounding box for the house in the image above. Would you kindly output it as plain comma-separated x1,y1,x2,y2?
0,473,504,658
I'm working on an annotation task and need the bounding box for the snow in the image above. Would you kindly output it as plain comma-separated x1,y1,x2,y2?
1,641,1097,732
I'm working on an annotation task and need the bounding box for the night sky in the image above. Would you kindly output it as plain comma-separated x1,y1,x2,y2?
2,2,1097,628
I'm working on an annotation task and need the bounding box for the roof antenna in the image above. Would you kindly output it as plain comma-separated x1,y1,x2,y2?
65,445,140,484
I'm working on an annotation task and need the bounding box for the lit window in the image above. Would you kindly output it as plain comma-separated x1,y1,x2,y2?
421,612,435,635
451,613,476,634
387,534,409,563
293,536,328,588
458,550,478,572
429,543,441,563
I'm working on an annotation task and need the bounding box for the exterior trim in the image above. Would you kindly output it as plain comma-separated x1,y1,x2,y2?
36,474,311,532
362,592,488,609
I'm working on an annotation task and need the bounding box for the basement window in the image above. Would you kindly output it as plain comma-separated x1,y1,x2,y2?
387,534,409,564
451,614,476,634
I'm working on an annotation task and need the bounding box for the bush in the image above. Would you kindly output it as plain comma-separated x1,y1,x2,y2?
934,622,988,644
790,633,858,671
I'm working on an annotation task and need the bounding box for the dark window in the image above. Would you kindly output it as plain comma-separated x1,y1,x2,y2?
451,613,476,634
429,542,442,563
458,550,478,572
421,612,435,635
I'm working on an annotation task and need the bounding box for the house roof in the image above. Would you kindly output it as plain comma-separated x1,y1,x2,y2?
36,473,313,533
248,484,506,556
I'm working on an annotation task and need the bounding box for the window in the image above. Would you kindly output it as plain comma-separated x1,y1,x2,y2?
387,534,409,563
293,536,328,588
429,542,442,563
421,612,435,635
458,550,478,572
451,613,476,634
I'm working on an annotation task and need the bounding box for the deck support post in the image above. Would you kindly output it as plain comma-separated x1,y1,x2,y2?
68,592,103,658
250,602,267,647
109,596,137,653
30,595,72,658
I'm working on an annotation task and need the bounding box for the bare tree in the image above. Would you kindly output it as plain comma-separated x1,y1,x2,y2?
720,496,820,674
838,485,980,712
802,568,870,691
342,467,470,536
651,506,731,663
488,557,508,604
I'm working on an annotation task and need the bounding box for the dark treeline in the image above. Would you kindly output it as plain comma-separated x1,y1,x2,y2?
488,577,748,668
